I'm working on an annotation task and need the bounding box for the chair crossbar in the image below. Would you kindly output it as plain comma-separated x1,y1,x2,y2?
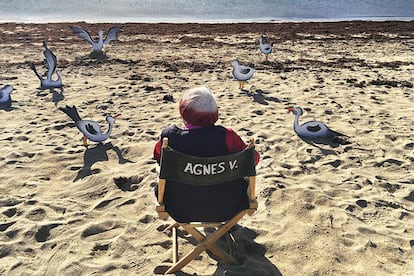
165,210,246,274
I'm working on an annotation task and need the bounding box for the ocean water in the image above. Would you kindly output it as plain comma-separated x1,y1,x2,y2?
0,0,413,23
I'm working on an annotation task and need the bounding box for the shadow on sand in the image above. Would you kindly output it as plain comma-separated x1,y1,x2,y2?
154,225,282,276
51,88,65,106
0,101,15,111
243,89,281,106
298,134,352,155
73,142,133,182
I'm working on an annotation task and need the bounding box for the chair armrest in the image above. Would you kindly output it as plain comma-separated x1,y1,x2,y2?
156,202,169,220
246,199,258,216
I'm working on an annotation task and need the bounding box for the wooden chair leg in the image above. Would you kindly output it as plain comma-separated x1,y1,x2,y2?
183,226,238,265
172,226,178,265
165,211,246,274
224,232,235,257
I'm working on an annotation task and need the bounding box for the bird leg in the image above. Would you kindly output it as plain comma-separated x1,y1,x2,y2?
265,55,269,61
83,135,88,147
239,81,244,90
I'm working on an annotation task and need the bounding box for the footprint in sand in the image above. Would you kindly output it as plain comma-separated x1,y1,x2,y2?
356,199,368,208
0,245,11,258
26,208,46,221
94,196,122,209
116,199,136,207
138,214,155,224
0,197,23,208
113,175,143,191
90,243,111,257
0,221,16,232
404,191,414,202
35,223,61,242
2,207,18,217
81,222,123,240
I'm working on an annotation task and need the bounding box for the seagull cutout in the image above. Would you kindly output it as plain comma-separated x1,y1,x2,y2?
259,34,272,61
287,106,350,147
59,105,120,147
0,85,13,107
231,59,254,90
70,26,122,57
31,41,62,90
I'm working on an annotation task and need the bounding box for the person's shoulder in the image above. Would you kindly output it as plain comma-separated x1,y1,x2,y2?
163,124,178,131
161,124,183,136
221,126,237,135
210,125,228,131
212,125,239,135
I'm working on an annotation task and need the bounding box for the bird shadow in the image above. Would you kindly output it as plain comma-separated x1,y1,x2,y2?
0,101,15,111
261,60,283,70
73,142,134,182
298,136,351,155
243,89,281,105
51,88,64,106
89,51,108,60
35,87,64,105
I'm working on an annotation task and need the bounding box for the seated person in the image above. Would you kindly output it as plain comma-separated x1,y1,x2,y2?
154,86,260,222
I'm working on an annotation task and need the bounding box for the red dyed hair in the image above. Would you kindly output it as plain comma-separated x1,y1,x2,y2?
179,86,218,127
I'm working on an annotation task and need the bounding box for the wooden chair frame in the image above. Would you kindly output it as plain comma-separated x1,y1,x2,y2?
155,137,258,274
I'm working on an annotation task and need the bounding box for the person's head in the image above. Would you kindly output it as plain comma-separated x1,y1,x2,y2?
179,86,218,127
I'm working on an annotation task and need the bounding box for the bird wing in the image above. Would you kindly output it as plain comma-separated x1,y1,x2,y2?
240,67,252,74
264,45,272,52
103,26,122,45
0,85,12,102
306,124,322,132
70,26,96,45
85,123,99,135
43,41,57,81
0,85,12,95
296,121,327,137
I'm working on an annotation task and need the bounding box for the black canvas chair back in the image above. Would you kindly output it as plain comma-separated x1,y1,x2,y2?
159,140,256,222
160,144,256,185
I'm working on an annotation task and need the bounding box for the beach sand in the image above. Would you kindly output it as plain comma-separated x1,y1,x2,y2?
0,21,413,275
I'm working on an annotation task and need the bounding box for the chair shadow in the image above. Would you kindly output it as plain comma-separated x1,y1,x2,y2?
154,224,282,276
73,142,134,182
213,225,282,276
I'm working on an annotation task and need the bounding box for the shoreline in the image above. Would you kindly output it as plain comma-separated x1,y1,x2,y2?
0,20,412,38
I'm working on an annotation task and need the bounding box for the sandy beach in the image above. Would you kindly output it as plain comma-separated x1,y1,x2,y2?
0,20,413,275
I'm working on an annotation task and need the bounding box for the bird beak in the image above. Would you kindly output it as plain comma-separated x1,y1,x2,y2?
286,107,294,113
113,114,121,119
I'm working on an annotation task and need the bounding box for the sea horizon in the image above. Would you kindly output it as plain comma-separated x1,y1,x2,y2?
1,16,413,25
0,0,413,24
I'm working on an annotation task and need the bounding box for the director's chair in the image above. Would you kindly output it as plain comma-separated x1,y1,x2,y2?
155,137,258,274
